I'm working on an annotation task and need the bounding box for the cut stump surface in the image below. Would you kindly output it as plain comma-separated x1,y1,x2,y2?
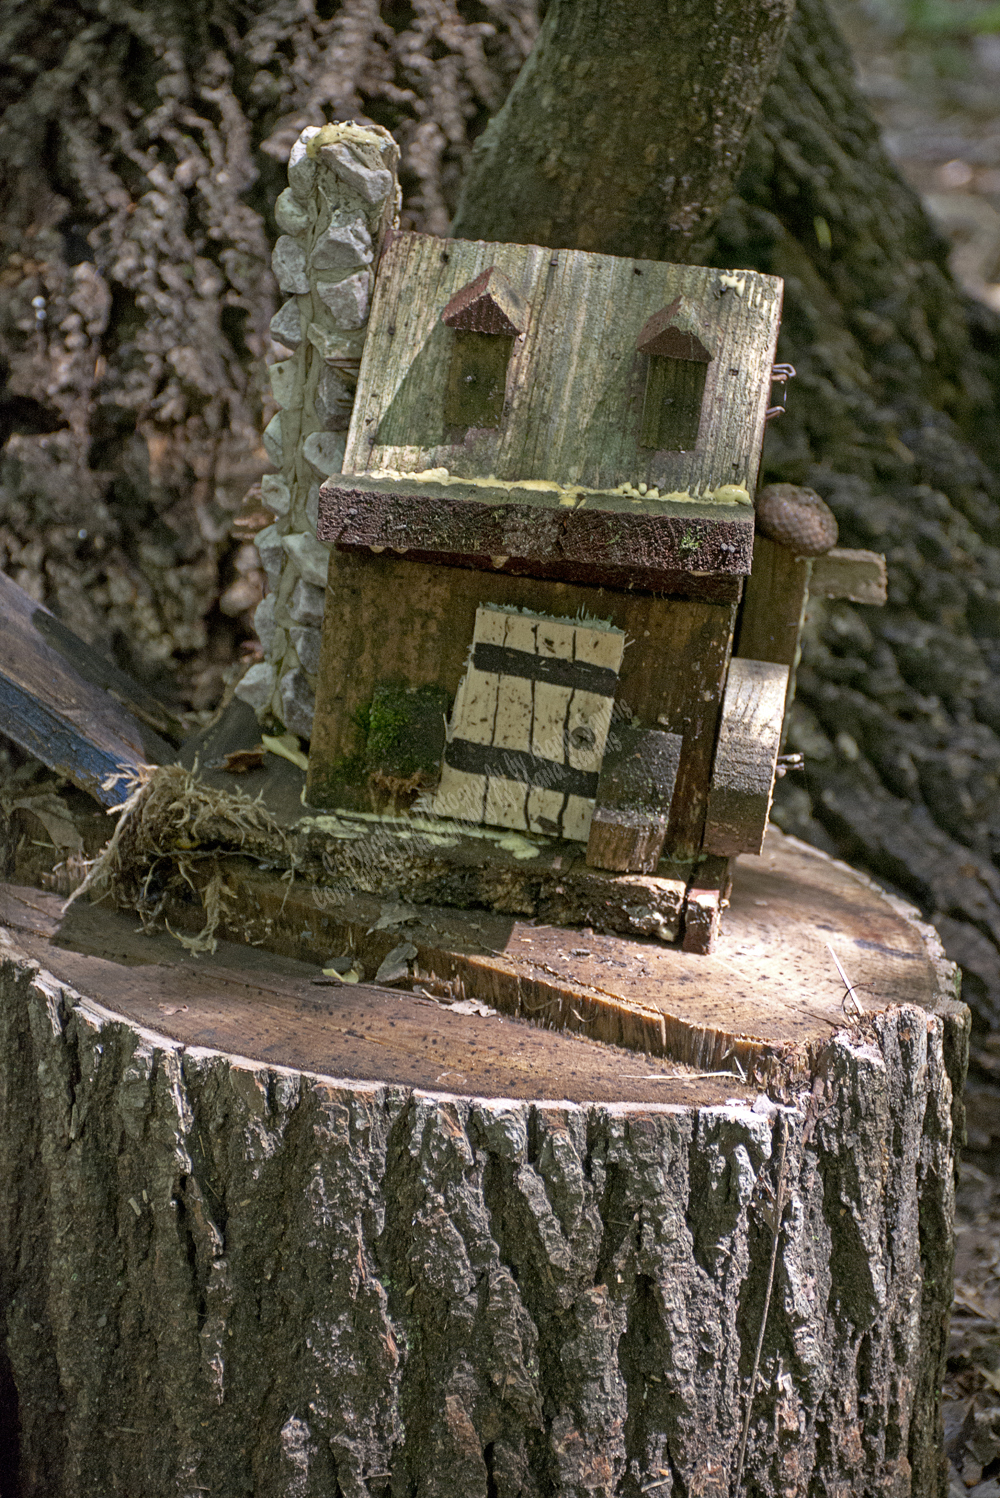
19,826,956,1087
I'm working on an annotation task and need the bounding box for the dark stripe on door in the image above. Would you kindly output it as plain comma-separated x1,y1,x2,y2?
444,739,600,799
472,642,619,698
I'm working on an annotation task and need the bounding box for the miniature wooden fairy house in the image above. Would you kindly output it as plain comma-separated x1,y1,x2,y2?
305,231,847,932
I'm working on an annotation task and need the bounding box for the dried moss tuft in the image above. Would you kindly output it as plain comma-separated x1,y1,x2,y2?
68,764,293,953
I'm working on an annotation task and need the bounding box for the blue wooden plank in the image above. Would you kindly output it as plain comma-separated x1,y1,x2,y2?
0,675,138,807
0,569,174,804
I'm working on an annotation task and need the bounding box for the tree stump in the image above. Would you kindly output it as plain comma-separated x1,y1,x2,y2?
0,830,968,1498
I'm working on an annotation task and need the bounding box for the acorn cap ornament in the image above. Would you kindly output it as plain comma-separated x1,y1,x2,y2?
755,483,838,555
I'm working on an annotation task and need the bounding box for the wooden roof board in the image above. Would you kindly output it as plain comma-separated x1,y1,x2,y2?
0,569,175,805
345,232,782,499
316,472,754,591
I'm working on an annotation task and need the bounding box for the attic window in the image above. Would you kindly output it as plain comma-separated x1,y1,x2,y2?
636,296,714,452
441,266,529,431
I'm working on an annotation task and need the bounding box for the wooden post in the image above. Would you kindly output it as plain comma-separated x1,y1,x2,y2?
0,829,968,1498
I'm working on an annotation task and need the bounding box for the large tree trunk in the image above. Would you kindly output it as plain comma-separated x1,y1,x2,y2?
450,0,795,262
0,837,969,1498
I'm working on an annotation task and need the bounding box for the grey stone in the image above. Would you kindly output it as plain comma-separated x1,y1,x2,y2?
288,578,326,628
272,235,310,295
270,298,302,351
254,524,285,590
260,473,291,516
306,322,365,365
253,595,276,655
305,481,320,533
315,271,369,329
282,531,331,588
262,413,283,466
302,430,345,477
314,367,353,431
279,667,315,739
274,187,313,237
268,357,299,410
287,126,321,202
234,661,276,717
316,142,393,205
310,217,372,274
290,625,322,677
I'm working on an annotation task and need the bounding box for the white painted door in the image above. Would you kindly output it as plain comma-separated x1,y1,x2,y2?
433,605,625,841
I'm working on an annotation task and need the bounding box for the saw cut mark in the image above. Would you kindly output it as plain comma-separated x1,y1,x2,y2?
433,605,625,840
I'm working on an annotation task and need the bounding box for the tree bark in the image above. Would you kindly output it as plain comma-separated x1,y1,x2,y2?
0,867,968,1498
0,0,534,710
450,0,795,262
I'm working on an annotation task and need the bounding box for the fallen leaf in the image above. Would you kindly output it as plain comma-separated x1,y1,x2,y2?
375,942,418,985
10,796,85,854
322,967,360,984
221,747,265,773
261,732,309,771
368,902,419,933
447,999,499,1018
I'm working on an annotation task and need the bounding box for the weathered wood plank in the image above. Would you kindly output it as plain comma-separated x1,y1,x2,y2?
345,232,782,501
681,854,733,954
702,657,789,858
444,332,512,429
639,354,707,451
295,811,692,940
0,568,175,805
307,550,736,859
317,473,753,595
734,533,812,669
586,724,683,873
809,546,888,604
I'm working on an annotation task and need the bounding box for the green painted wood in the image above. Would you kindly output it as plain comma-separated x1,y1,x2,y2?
444,331,511,430
640,355,708,452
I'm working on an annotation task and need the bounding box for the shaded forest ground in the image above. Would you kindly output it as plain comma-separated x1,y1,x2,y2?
0,0,999,1480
